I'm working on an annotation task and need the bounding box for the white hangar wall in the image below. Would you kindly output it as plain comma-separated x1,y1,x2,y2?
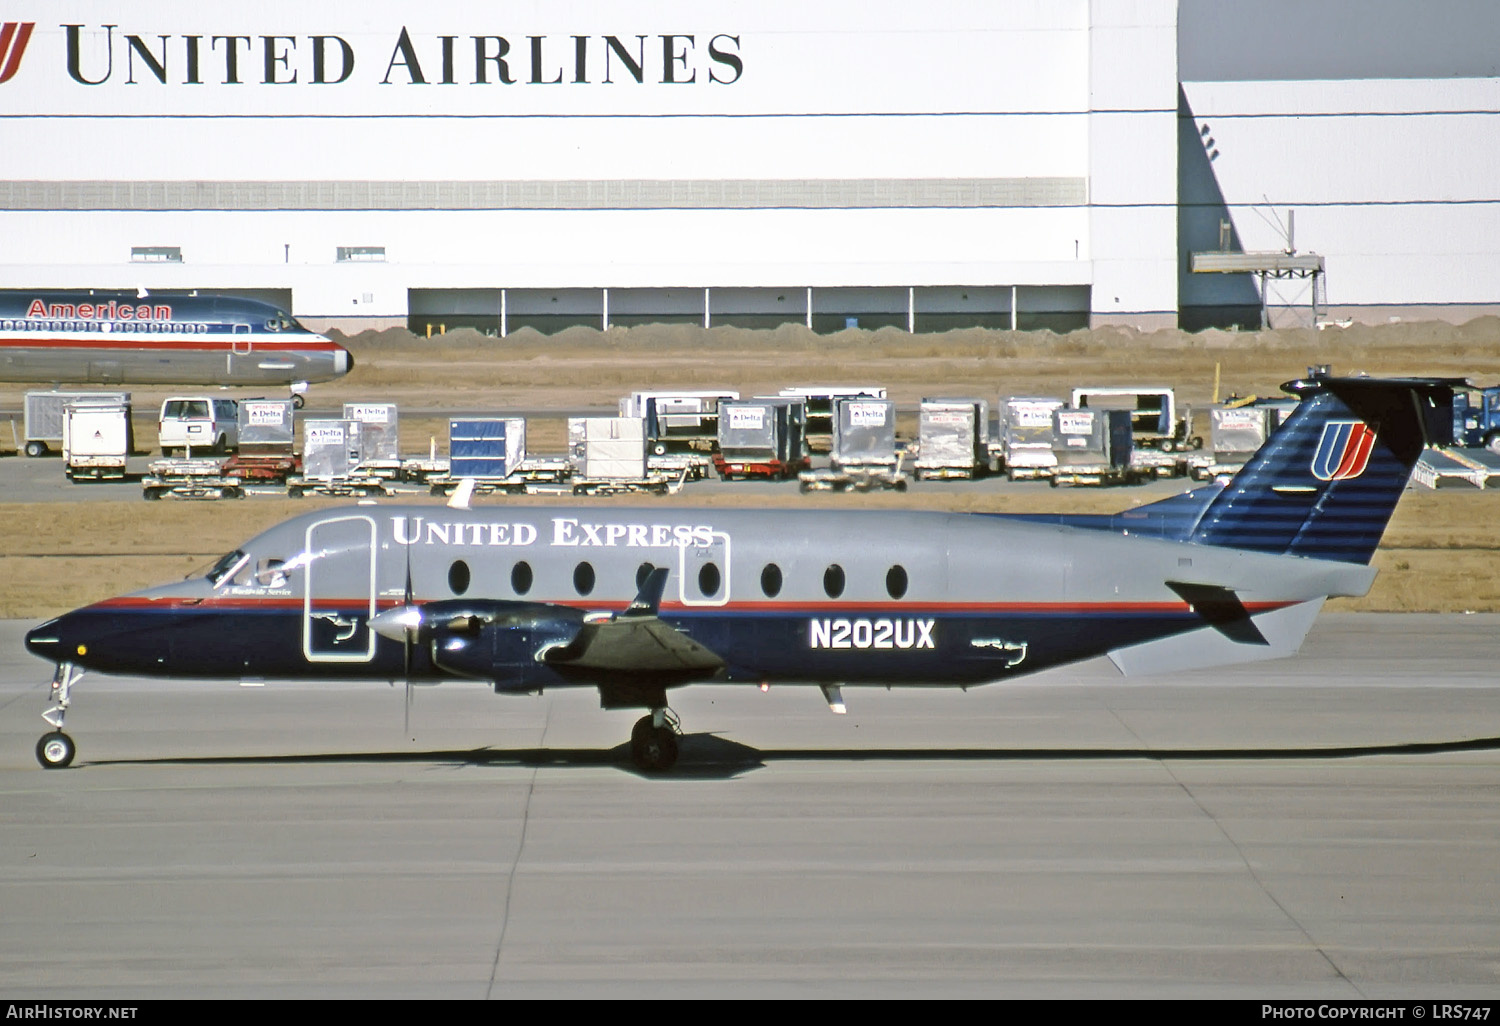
1181,77,1500,327
0,0,1183,333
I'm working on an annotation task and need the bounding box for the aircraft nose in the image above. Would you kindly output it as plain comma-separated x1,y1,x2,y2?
25,618,64,661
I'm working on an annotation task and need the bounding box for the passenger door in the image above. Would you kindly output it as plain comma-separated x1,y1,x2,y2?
302,515,377,663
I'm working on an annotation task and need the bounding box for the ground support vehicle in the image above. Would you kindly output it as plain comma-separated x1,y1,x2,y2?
797,464,909,493
142,457,244,500
287,418,389,497
427,457,574,497
1413,446,1500,489
649,452,713,481
569,468,689,496
1130,448,1187,479
286,473,390,499
713,398,811,480
1451,386,1500,448
1187,404,1278,481
226,398,299,485
620,391,738,455
158,396,239,456
914,398,990,480
996,396,1063,481
778,386,886,452
1048,407,1142,487
62,400,132,481
221,454,301,486
1069,386,1200,453
344,402,402,479
23,390,130,458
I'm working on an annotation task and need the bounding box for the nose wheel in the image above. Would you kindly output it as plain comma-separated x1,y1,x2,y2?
36,731,75,769
630,709,680,772
36,662,83,769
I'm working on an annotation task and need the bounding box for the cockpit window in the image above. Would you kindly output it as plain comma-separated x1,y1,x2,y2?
255,558,288,588
205,550,251,587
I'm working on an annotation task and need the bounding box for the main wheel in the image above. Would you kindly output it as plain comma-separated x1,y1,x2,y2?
630,716,679,772
36,731,75,769
24,441,46,458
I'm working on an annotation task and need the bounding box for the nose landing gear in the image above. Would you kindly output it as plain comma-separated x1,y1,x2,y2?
36,663,83,769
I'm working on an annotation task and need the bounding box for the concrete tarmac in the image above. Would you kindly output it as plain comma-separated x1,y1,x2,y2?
0,615,1497,999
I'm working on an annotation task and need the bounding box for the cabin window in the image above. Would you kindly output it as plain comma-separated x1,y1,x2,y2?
635,562,656,589
448,560,471,596
760,563,783,598
823,564,845,599
886,565,908,600
511,560,533,595
698,562,722,598
573,561,595,596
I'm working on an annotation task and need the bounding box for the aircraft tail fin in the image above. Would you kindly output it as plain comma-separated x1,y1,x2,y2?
1186,376,1458,563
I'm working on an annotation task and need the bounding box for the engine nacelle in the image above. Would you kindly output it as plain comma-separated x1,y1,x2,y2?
416,600,587,689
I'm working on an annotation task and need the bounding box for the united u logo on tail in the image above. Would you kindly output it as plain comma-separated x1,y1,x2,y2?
1311,420,1378,481
0,22,34,84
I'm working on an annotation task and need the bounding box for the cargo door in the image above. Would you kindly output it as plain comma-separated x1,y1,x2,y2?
303,514,377,663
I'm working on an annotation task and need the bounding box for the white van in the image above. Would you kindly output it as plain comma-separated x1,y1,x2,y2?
159,396,239,455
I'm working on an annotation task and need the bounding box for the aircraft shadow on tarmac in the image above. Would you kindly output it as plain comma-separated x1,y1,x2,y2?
82,731,1500,780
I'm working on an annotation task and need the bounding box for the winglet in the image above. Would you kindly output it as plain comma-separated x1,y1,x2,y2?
447,477,476,510
623,567,669,618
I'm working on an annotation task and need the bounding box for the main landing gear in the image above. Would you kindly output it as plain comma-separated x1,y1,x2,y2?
36,663,82,769
630,708,680,772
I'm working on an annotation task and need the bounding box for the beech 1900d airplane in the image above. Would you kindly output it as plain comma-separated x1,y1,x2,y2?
0,291,352,400
24,375,1455,772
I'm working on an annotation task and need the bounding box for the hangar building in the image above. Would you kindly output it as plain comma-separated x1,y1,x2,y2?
2,1,1498,335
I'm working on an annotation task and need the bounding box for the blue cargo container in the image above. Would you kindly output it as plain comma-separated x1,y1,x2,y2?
449,418,525,479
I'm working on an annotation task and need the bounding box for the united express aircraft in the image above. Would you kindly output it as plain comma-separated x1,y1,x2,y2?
0,292,352,399
23,376,1454,771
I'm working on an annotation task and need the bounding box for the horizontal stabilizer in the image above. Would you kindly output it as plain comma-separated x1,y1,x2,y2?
1164,581,1268,646
1107,599,1325,677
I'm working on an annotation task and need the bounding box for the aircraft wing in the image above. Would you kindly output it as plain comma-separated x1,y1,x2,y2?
544,616,725,673
542,567,725,674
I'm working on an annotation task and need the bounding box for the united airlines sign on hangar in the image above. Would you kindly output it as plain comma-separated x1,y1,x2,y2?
1,14,746,114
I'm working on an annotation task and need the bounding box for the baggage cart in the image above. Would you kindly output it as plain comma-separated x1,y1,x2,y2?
223,398,300,484
914,397,990,480
24,390,131,458
569,416,648,480
996,396,1063,481
1049,407,1141,487
142,457,243,500
713,397,810,480
287,419,389,497
344,402,402,478
1187,404,1277,481
831,396,899,472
